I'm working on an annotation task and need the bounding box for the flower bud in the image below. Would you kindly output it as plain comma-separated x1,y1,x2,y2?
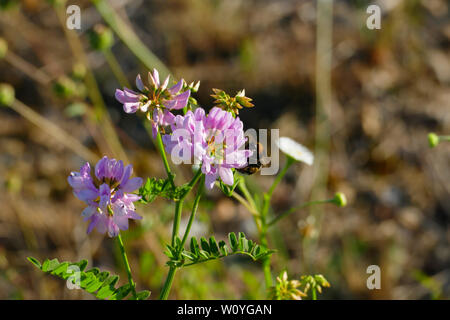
71,63,86,80
0,83,15,107
64,102,87,118
89,24,114,51
53,76,77,98
428,133,439,148
0,38,8,59
333,192,347,207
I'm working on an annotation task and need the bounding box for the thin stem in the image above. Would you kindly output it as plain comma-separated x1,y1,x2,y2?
237,177,272,287
4,51,51,85
261,240,272,288
258,157,294,289
54,5,128,163
312,287,317,300
103,48,131,88
305,0,334,272
438,136,450,142
236,179,262,232
267,199,335,227
261,157,294,217
116,233,137,299
171,169,203,246
179,176,205,250
161,169,203,300
231,191,259,219
10,100,98,163
238,178,258,212
159,266,177,300
92,0,171,78
171,201,183,247
156,131,175,188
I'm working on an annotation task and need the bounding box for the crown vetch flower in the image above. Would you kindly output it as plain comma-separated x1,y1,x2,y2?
162,107,206,165
163,107,252,190
115,69,191,137
68,156,143,237
201,107,252,189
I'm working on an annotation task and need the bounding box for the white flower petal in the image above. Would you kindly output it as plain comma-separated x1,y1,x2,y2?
276,137,314,165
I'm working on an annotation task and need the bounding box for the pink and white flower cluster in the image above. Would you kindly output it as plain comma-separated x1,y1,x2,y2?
163,107,252,189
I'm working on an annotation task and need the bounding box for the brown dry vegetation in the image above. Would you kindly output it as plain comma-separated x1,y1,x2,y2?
0,0,449,299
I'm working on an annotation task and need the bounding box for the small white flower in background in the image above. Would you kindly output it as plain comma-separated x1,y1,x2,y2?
276,137,314,165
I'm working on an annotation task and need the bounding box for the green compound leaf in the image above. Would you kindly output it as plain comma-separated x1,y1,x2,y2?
27,257,150,300
177,232,275,267
136,290,151,300
138,177,191,203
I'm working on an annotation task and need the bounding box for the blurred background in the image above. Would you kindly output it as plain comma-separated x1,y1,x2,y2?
0,0,449,299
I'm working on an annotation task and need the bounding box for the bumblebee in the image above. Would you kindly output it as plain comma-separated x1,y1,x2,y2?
237,141,267,175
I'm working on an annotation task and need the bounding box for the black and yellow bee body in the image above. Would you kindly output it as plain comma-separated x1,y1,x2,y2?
237,141,266,175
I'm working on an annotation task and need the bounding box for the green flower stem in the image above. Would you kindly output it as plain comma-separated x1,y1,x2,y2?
116,233,137,300
103,48,131,88
10,100,98,163
238,178,258,213
267,199,335,227
156,131,176,188
230,191,259,218
260,236,272,288
235,178,272,287
237,179,261,230
161,169,203,300
255,156,294,289
4,50,51,85
159,266,177,300
179,176,205,250
54,5,129,163
171,169,203,246
439,136,450,141
261,156,294,218
312,287,317,300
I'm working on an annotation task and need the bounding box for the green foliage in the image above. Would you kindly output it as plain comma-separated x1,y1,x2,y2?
138,177,190,203
27,257,150,300
165,232,274,268
218,174,241,197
